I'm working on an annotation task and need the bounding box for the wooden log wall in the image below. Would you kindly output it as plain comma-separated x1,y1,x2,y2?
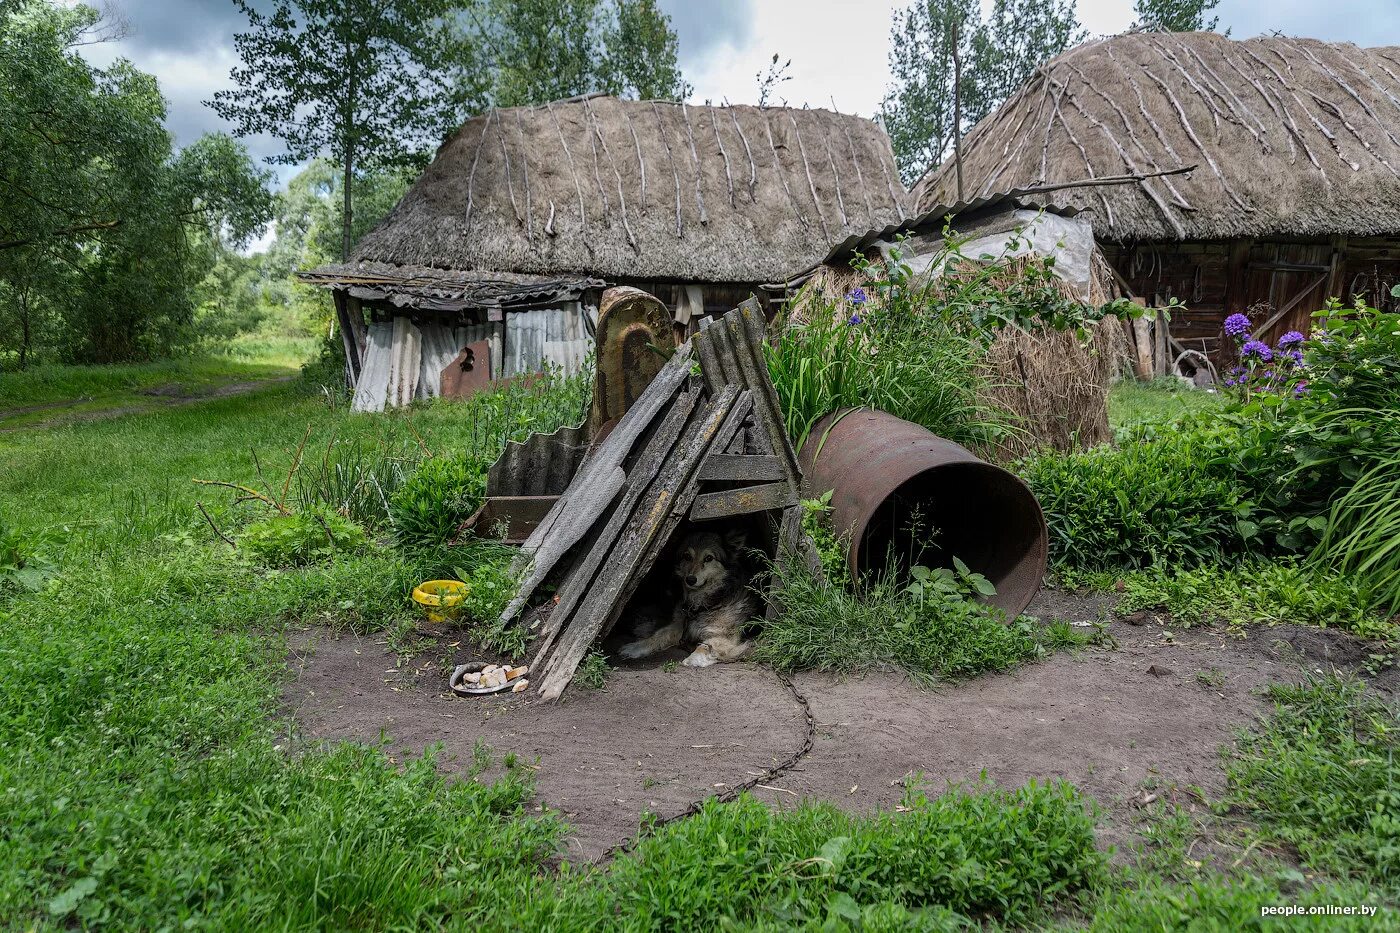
1106,235,1400,365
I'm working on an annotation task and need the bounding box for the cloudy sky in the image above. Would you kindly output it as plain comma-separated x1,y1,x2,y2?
84,0,1400,177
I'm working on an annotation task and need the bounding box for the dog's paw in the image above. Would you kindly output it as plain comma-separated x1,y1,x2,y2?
682,647,717,668
619,641,650,660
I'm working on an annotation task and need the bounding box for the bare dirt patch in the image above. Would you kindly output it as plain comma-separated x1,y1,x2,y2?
284,592,1393,861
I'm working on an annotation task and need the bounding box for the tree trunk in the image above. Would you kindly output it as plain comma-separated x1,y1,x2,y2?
341,22,356,263
17,283,31,370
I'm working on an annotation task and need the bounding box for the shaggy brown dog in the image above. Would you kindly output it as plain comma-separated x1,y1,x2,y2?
619,529,757,667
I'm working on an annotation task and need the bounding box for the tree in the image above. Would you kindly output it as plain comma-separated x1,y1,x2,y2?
483,0,686,107
755,53,792,108
878,0,1083,183
209,0,468,263
1132,0,1221,32
0,0,273,366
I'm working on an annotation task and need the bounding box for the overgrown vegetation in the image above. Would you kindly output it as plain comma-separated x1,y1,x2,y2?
759,557,1094,683
768,229,1142,454
1030,299,1400,622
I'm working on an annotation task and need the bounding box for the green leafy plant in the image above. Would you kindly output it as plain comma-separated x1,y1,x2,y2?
573,650,610,690
1019,422,1260,570
240,508,367,566
758,557,1082,683
391,452,490,548
799,490,848,583
450,540,527,659
0,519,53,592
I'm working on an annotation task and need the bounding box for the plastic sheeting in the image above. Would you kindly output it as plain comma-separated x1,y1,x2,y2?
879,208,1098,301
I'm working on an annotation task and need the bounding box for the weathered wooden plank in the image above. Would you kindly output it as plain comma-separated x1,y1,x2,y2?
698,453,785,482
498,345,693,627
538,385,740,699
530,387,700,666
690,482,798,521
766,504,805,621
735,302,802,484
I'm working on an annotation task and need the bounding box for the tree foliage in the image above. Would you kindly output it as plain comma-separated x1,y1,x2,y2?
1131,0,1222,32
208,0,469,263
0,0,273,366
879,0,1084,184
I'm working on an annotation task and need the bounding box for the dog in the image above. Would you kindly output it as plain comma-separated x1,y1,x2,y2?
619,529,757,668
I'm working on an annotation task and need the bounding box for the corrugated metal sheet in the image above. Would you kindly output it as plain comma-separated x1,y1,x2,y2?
487,423,592,497
386,317,421,407
503,304,592,377
350,322,394,412
415,323,459,399
459,322,503,378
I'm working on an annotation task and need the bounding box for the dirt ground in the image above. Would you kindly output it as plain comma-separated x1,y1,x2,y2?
284,591,1397,862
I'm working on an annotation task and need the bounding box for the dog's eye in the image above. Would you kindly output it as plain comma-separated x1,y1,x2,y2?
703,554,713,563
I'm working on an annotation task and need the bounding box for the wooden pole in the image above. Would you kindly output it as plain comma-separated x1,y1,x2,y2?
951,20,965,202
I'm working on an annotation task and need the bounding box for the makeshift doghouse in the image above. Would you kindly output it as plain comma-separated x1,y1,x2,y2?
497,300,805,700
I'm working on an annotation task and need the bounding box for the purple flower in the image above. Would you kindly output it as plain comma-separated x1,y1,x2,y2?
1224,313,1252,337
846,287,868,305
1241,339,1273,361
847,313,863,326
1294,381,1310,396
1287,349,1304,364
1277,330,1304,347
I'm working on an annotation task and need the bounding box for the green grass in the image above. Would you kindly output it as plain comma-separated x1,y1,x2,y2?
4,365,1399,928
1108,377,1224,433
756,560,1099,684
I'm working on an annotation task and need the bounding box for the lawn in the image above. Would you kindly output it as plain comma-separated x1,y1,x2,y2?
2,366,1397,929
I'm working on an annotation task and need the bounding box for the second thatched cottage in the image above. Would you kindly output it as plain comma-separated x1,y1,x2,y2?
301,94,910,410
915,32,1400,363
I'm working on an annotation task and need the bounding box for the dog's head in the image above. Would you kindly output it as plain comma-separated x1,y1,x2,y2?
674,529,746,593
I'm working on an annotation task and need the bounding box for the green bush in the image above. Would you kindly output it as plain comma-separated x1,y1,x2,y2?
0,519,53,592
239,509,367,566
390,453,490,548
1019,424,1260,570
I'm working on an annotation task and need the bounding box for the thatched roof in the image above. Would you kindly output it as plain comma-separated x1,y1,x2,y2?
342,95,911,287
914,33,1400,242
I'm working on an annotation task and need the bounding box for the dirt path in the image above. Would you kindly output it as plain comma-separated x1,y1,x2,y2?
284,595,1395,862
0,376,296,432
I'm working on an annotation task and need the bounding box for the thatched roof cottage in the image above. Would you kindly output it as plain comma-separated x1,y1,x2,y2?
301,94,910,409
914,33,1400,360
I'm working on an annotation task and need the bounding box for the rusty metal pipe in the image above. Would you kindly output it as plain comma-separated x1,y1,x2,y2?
797,408,1048,617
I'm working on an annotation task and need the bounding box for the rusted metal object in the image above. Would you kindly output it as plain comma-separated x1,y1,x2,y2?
588,286,677,437
439,339,493,398
798,408,1047,617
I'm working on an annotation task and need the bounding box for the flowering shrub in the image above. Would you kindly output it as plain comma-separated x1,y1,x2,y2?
1220,314,1307,398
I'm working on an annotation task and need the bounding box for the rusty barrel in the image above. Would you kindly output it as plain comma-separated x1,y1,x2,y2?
797,409,1048,617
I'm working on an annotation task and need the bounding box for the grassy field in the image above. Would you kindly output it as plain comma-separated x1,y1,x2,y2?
1107,376,1224,432
2,370,1396,929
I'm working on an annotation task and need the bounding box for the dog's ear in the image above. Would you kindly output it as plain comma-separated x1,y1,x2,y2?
722,528,747,554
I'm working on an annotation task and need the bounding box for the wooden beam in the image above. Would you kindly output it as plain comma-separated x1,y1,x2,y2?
333,291,361,384
698,454,785,482
690,482,798,521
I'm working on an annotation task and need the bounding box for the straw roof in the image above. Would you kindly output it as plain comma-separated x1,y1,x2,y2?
342,95,911,287
914,33,1400,242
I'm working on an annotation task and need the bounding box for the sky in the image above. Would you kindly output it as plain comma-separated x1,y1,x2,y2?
80,0,1400,182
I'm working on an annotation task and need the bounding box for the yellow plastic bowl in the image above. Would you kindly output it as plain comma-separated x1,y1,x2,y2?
411,579,469,622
